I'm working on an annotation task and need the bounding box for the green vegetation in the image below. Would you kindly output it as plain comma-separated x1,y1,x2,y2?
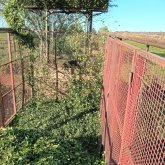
0,33,6,40
2,0,110,48
0,31,106,164
0,34,8,65
0,77,105,164
0,0,109,163
125,40,165,57
21,0,109,10
98,26,109,34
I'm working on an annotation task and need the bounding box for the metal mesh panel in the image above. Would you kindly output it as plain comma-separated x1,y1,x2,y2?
13,60,22,86
0,41,8,65
22,56,32,103
15,84,23,110
100,37,165,165
0,64,12,95
125,53,164,164
0,32,31,127
3,92,15,123
116,46,133,132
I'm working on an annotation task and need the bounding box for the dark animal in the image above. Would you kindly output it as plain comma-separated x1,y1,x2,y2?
63,60,80,69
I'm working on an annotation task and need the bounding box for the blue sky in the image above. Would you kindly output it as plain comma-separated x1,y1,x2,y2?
93,0,165,32
1,0,165,32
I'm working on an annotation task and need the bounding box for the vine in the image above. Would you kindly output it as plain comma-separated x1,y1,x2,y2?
3,0,35,48
20,0,109,11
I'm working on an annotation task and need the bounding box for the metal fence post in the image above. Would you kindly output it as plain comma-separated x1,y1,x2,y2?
0,83,5,127
118,49,137,164
29,51,35,99
7,32,17,114
100,38,114,164
119,48,146,164
19,44,25,109
53,32,58,101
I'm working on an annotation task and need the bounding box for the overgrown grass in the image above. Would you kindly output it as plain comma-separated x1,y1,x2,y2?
124,40,165,57
0,79,105,165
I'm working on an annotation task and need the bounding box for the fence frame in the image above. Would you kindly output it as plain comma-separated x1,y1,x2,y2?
109,32,165,50
100,37,165,164
0,30,31,127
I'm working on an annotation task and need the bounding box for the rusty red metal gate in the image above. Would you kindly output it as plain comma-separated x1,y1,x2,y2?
100,37,165,165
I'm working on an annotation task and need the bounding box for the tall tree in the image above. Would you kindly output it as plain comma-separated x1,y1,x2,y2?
98,26,109,34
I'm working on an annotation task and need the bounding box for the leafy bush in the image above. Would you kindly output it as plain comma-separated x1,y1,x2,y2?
0,75,105,164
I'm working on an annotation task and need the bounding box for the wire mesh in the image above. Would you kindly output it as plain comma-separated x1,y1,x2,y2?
100,37,165,165
2,92,15,124
0,32,31,127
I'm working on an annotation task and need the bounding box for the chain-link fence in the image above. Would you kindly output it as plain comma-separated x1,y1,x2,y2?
100,37,165,164
0,30,106,127
33,32,106,100
0,32,32,127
